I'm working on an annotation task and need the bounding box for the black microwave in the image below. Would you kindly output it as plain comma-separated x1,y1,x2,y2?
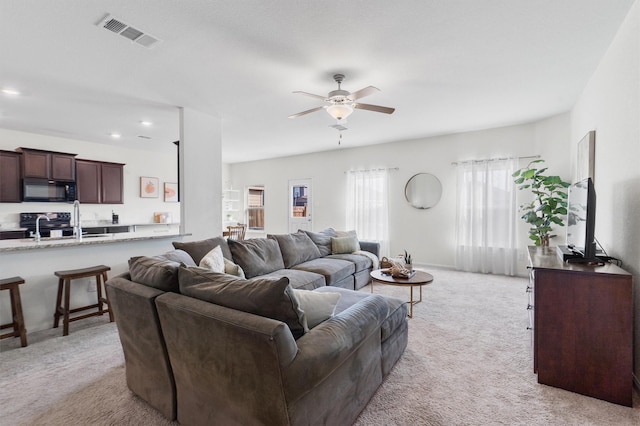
23,178,77,202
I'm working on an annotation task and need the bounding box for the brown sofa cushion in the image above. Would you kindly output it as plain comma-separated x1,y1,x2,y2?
178,265,306,339
228,238,285,279
129,256,181,293
172,237,232,264
127,249,197,293
268,231,321,268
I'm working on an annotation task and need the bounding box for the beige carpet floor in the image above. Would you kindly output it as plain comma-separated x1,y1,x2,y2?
1,268,638,425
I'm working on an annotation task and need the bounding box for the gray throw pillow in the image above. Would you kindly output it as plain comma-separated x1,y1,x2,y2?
268,231,322,268
302,228,337,257
227,238,285,278
129,256,181,292
178,266,305,339
172,237,232,264
162,249,197,266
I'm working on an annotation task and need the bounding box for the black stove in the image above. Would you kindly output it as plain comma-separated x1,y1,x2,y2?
20,212,73,237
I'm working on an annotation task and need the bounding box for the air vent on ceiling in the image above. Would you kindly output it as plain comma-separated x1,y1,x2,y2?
97,14,161,48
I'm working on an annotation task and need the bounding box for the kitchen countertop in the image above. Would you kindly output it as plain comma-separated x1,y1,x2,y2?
0,230,185,252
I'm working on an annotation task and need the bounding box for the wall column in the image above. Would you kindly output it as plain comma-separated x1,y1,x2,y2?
179,107,222,240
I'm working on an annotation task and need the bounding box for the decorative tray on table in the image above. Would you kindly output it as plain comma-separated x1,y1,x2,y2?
381,268,416,279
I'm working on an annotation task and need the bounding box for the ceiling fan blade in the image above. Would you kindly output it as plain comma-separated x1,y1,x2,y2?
349,86,380,100
293,91,327,101
353,103,395,114
288,106,325,119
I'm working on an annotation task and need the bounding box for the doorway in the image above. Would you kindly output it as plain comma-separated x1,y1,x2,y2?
288,179,312,232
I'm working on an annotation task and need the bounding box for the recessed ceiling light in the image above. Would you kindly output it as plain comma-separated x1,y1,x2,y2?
140,120,153,126
1,88,21,95
110,132,122,138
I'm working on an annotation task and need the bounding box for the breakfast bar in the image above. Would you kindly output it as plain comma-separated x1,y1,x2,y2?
0,230,187,337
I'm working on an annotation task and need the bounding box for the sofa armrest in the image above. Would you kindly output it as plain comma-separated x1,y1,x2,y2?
359,240,380,258
105,276,176,420
282,294,388,401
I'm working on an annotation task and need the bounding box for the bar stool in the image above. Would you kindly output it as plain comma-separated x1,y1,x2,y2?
53,265,114,336
0,276,28,347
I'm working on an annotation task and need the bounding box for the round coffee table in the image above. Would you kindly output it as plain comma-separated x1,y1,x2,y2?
370,269,434,318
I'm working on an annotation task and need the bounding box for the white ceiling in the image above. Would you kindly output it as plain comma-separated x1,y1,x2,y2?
0,1,635,163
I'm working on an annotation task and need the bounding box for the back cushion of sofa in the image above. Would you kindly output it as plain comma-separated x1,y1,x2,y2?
172,236,232,264
178,265,305,339
268,231,322,268
302,228,337,257
129,256,182,293
228,238,285,278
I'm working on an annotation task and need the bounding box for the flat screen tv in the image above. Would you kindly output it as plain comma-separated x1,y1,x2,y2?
566,177,597,259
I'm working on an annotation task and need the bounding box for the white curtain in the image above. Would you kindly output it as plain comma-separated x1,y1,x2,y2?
346,169,390,257
455,158,518,275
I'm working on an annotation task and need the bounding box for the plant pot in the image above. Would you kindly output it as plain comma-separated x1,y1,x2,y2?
404,263,413,271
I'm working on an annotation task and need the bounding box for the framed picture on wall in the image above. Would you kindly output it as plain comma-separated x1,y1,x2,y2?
164,182,178,202
576,131,595,183
140,176,159,198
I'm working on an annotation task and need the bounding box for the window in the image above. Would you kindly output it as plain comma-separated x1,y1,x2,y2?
247,186,264,230
455,158,517,275
346,169,390,257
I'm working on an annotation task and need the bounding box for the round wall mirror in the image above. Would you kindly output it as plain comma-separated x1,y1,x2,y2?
405,173,442,209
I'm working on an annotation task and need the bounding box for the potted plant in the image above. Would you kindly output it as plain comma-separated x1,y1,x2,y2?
512,159,570,246
403,250,413,270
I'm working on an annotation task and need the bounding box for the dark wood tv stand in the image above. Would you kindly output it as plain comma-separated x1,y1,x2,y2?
527,246,632,407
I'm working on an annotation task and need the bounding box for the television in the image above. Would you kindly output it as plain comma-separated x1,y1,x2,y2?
565,177,597,260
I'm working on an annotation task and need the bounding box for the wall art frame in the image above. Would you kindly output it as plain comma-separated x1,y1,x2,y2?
140,176,160,198
164,182,178,202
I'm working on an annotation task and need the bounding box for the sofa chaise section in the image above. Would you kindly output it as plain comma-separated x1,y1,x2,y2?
155,288,390,425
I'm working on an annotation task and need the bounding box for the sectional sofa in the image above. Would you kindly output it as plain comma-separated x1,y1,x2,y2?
174,229,381,291
105,230,409,425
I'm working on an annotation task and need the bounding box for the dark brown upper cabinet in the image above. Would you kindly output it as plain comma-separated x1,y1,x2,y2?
76,159,124,204
19,148,76,181
0,150,22,202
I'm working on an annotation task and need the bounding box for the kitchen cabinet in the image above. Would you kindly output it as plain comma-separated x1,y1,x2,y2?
19,148,76,181
76,160,124,204
0,150,22,202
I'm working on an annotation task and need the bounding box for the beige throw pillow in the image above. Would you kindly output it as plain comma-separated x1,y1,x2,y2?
331,236,360,254
293,289,341,331
223,258,246,278
199,245,225,273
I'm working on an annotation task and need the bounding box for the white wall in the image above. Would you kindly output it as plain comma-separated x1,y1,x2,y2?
227,114,571,275
569,0,640,384
179,108,222,240
0,128,180,227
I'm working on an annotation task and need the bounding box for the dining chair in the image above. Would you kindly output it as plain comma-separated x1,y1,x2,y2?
226,224,246,241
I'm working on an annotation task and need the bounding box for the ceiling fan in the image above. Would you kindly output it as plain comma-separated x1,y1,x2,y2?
288,74,395,121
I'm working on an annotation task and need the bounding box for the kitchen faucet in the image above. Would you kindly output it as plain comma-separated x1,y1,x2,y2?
73,200,82,240
35,214,50,242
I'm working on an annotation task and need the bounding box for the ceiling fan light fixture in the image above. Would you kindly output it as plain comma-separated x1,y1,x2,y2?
326,104,353,120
